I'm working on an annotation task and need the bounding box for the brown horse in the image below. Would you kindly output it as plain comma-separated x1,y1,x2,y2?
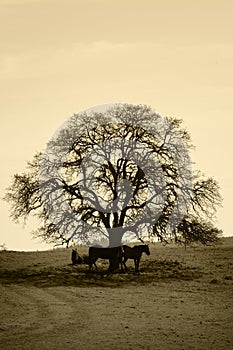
88,246,122,272
122,245,150,272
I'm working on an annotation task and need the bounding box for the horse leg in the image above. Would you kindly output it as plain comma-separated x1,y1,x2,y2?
112,256,120,273
123,257,128,271
134,258,140,273
108,258,115,273
119,251,124,271
89,257,96,271
134,259,137,273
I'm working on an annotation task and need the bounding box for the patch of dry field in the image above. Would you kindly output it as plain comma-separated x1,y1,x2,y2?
0,238,233,349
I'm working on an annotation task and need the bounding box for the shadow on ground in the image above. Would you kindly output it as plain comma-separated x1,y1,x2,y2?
0,259,202,288
1,238,233,288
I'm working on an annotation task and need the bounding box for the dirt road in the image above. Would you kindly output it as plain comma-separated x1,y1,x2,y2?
1,282,233,350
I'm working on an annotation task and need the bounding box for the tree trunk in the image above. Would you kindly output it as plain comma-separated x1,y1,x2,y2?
107,228,124,272
107,227,124,248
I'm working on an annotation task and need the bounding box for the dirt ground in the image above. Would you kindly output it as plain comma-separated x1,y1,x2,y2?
1,238,233,349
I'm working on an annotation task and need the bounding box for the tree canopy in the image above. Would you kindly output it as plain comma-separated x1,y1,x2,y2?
5,104,222,247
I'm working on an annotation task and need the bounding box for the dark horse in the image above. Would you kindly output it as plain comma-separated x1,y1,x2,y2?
88,246,122,272
122,245,150,272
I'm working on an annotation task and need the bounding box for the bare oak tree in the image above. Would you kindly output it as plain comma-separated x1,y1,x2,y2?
4,104,222,248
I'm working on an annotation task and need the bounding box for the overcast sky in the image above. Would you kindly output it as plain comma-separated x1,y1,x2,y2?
1,0,232,250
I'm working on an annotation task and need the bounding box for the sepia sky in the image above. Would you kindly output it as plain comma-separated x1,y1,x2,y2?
1,0,233,250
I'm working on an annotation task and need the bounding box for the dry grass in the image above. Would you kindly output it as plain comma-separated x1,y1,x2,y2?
1,237,233,288
1,237,233,350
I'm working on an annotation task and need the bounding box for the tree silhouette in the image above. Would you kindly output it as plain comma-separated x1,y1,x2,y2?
174,215,222,248
5,104,222,248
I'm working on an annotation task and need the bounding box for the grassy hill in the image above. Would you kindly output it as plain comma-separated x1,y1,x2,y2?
1,237,233,288
1,237,233,350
